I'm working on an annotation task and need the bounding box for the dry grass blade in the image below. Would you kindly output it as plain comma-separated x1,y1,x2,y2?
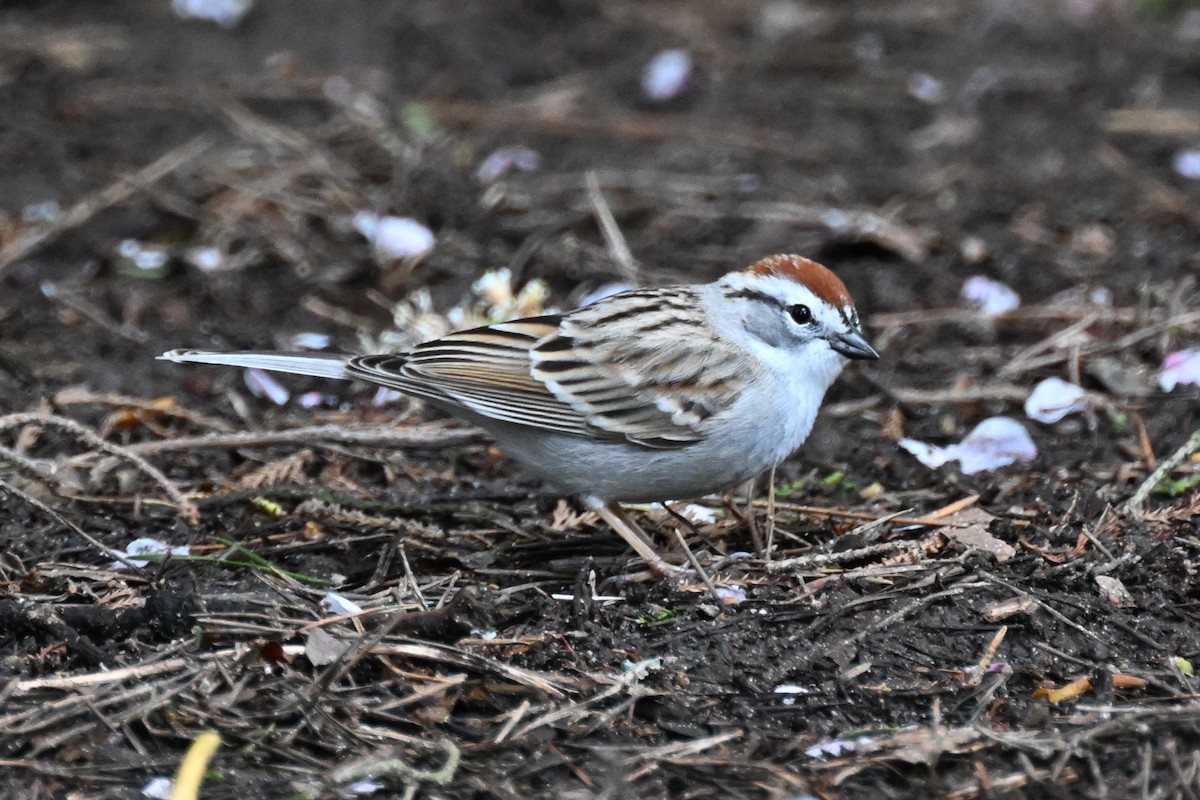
369,641,577,696
1103,108,1200,137
585,169,638,284
1125,427,1200,514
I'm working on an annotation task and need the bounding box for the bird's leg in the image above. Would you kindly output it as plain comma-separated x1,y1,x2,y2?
581,495,686,578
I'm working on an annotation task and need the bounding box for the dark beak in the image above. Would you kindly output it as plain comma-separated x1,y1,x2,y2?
829,329,879,361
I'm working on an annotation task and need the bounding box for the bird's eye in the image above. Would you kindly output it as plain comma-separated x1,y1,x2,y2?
788,304,814,325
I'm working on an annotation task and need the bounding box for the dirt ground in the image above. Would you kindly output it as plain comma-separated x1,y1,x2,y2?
2,1,1200,798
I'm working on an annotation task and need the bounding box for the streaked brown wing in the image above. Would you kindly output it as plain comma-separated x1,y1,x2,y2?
530,289,749,448
346,316,592,436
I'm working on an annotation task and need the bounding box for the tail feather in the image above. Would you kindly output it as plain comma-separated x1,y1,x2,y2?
158,349,352,380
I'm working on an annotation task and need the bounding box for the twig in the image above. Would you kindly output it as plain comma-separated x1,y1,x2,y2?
888,385,1029,404
672,528,722,607
0,136,211,272
0,412,198,523
997,313,1100,377
585,170,638,284
481,167,933,262
328,739,460,796
120,424,479,456
52,387,234,432
0,443,68,489
624,730,742,775
752,500,976,528
1103,108,1200,137
764,539,927,573
1125,427,1200,514
966,625,1009,688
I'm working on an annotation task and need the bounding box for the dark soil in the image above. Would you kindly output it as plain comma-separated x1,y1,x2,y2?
2,1,1199,798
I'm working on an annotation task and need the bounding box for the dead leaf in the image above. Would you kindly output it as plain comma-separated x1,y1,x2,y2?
1033,676,1092,704
1095,575,1136,608
939,508,1015,562
305,628,351,667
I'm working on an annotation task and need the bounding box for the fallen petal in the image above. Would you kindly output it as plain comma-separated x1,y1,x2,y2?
1159,350,1200,391
676,503,717,524
305,628,351,666
642,49,693,102
1095,575,1136,608
244,368,290,406
898,438,953,470
371,386,406,407
297,391,330,409
142,777,173,799
804,736,873,759
901,417,1036,475
714,586,747,605
907,72,946,104
323,592,365,615
476,145,542,183
171,0,254,28
1174,148,1200,180
950,417,1037,474
353,212,435,260
113,538,190,569
1024,377,1088,423
962,275,1020,316
288,332,332,350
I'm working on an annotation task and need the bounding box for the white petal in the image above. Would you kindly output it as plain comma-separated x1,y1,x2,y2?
244,368,291,406
642,49,693,101
171,0,254,28
353,213,435,260
1024,377,1088,423
323,592,364,615
961,275,1020,316
476,145,541,183
142,777,173,799
899,438,952,469
714,586,747,605
288,332,332,350
901,417,1036,474
907,72,946,104
1173,149,1200,180
951,417,1037,474
113,538,189,569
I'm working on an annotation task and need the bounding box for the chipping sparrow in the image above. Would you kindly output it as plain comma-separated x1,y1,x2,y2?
161,255,878,575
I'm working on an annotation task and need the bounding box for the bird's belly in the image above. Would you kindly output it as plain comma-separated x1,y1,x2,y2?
488,409,810,503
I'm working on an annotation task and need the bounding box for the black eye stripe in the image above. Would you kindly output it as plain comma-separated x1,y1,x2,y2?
724,288,780,306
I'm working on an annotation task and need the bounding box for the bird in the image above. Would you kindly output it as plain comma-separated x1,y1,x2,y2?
160,254,878,576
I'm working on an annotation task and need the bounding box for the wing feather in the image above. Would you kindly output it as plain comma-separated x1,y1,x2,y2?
346,318,591,436
345,292,751,449
530,288,750,448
